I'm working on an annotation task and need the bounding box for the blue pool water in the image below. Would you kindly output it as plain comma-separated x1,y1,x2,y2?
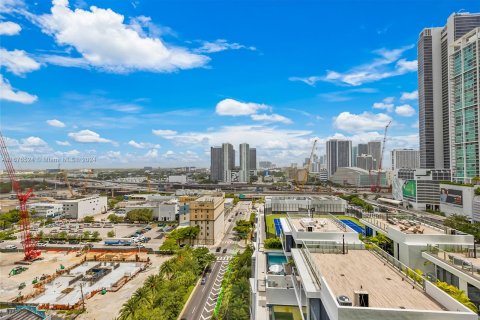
267,253,287,267
341,219,365,235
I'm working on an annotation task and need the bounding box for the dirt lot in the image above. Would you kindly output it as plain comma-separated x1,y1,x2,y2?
0,251,84,301
76,254,169,320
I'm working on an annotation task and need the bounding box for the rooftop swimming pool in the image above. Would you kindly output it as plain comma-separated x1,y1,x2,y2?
267,252,287,268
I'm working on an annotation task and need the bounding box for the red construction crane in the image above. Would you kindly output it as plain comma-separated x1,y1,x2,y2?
370,121,392,193
0,130,40,261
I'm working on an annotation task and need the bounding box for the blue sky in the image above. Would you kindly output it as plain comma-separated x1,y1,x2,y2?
0,0,478,169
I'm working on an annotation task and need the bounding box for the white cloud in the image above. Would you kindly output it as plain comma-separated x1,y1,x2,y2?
152,129,178,137
395,104,416,117
56,140,71,146
68,129,113,143
128,140,160,149
320,88,378,102
0,74,37,104
372,97,395,112
291,45,417,86
0,0,24,14
35,0,209,73
145,148,159,158
215,98,269,116
400,90,418,101
288,76,322,86
0,48,41,75
0,21,21,35
195,39,256,53
46,119,66,128
333,111,392,133
251,113,292,124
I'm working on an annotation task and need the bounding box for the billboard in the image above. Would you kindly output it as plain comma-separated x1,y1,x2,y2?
402,180,416,198
440,188,463,207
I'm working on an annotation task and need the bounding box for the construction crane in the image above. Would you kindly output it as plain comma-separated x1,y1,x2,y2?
0,130,40,261
62,169,74,198
370,121,392,193
295,139,318,192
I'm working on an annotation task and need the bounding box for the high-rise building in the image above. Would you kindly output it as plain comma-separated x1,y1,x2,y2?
222,143,235,181
357,154,374,171
249,148,257,171
368,141,382,170
326,139,351,177
418,13,480,169
239,143,250,183
352,146,358,167
358,143,368,156
210,146,223,182
450,28,480,181
210,143,235,182
391,149,420,170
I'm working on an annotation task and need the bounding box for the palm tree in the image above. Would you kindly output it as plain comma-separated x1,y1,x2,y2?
160,260,176,280
119,298,137,320
132,287,152,308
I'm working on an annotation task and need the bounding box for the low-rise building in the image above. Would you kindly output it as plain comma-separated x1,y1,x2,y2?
439,183,480,221
28,203,63,217
62,196,107,219
168,175,187,184
125,199,178,222
189,196,224,245
265,195,347,215
329,167,387,188
392,168,451,211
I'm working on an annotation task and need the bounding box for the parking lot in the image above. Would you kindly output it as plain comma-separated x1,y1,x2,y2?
1,221,167,251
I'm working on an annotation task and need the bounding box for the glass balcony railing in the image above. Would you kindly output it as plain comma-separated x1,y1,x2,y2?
424,245,480,280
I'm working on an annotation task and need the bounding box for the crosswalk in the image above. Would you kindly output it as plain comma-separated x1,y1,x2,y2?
216,256,232,261
221,240,236,245
200,261,229,320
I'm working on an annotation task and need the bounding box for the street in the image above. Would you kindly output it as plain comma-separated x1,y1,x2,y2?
180,201,254,320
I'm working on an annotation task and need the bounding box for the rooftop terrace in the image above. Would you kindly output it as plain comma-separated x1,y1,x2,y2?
311,250,444,310
362,213,453,235
289,217,348,233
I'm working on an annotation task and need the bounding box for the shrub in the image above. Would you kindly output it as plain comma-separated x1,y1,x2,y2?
264,237,282,249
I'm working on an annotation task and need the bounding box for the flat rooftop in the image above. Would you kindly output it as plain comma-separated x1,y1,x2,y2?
363,216,444,235
312,250,444,310
289,217,346,233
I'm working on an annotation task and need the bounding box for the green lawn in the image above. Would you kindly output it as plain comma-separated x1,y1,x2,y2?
265,214,288,238
265,213,363,238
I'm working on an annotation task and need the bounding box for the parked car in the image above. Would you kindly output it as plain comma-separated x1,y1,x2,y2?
216,247,221,252
222,248,227,254
5,245,17,250
37,242,47,248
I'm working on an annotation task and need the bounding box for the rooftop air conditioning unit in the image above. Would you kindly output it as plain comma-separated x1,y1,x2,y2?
337,295,352,306
354,291,369,307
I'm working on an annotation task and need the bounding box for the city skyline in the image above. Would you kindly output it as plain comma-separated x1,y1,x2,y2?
1,1,478,168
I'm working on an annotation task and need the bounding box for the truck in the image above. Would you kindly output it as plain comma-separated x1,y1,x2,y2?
104,239,132,246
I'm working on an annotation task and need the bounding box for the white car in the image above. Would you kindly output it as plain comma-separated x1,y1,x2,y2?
5,245,17,250
36,242,47,248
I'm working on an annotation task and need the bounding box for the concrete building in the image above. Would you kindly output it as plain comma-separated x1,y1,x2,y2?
210,143,235,182
367,141,382,169
326,139,351,177
392,168,451,211
356,154,374,171
330,167,387,188
189,196,225,245
259,161,275,169
357,143,368,157
251,215,476,320
210,146,223,182
125,199,178,221
351,146,358,167
167,175,187,184
418,13,480,170
239,143,250,183
318,168,328,182
439,182,480,221
28,203,63,218
62,196,107,219
264,195,346,215
250,148,257,170
391,149,420,170
449,28,480,182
